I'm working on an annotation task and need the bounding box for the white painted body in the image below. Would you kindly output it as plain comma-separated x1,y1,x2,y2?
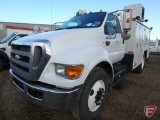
125,21,150,69
19,23,125,88
149,40,160,53
9,5,152,117
124,3,144,19
15,14,150,89
10,4,151,89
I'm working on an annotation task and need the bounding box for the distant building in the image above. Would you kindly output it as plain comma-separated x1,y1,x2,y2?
0,22,56,40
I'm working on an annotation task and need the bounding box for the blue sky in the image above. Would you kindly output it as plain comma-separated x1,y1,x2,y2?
0,0,159,39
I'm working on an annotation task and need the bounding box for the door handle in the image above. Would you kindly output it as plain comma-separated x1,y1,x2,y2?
105,41,110,46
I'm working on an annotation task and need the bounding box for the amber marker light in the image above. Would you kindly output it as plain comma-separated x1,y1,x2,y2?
66,65,83,79
126,18,130,23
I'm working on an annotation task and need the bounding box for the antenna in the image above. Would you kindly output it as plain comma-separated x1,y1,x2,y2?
51,6,52,25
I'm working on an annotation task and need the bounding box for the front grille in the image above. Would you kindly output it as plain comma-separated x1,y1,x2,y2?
11,44,31,76
11,61,29,72
11,53,30,63
10,40,51,81
12,45,30,52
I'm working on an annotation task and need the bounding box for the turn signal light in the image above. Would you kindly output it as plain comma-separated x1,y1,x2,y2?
66,65,83,79
126,18,130,23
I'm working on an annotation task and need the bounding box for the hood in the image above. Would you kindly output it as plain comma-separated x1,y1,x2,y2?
16,28,102,42
13,28,104,54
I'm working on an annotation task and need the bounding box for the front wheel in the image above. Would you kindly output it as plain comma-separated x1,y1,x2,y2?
72,68,109,120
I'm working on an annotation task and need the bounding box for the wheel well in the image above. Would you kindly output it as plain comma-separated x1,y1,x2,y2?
96,61,113,83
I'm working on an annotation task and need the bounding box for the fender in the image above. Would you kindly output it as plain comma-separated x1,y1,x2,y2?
51,43,114,83
0,50,10,63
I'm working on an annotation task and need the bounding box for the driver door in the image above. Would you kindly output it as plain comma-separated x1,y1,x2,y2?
104,14,125,64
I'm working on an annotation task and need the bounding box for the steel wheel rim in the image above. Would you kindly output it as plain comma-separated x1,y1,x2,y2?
88,80,105,112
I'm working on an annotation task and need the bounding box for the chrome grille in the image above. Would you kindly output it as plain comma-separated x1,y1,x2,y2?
10,40,51,81
11,53,30,63
10,44,31,80
12,45,30,52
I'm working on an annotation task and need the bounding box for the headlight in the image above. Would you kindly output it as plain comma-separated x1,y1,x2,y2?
55,64,66,76
55,64,83,79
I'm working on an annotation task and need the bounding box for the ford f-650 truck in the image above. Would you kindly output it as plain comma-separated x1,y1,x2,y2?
10,4,151,120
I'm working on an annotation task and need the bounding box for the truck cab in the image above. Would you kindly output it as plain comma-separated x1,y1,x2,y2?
0,33,28,71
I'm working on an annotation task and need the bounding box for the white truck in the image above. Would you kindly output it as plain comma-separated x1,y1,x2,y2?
149,40,160,53
9,4,151,120
0,33,28,71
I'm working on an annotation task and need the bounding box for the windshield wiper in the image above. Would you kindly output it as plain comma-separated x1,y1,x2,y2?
56,26,85,30
65,26,85,29
56,28,63,30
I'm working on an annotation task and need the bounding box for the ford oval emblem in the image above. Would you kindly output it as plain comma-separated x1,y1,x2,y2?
15,55,21,60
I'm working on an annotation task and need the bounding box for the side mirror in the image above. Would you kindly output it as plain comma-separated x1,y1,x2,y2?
121,30,131,40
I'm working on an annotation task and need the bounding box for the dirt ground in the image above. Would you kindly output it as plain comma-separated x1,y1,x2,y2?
0,54,160,120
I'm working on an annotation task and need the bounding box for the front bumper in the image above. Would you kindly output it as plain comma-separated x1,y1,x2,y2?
10,69,80,111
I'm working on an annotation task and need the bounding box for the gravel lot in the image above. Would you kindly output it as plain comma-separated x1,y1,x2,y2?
0,54,160,120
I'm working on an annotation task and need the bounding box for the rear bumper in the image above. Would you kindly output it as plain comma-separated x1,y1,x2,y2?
10,69,80,111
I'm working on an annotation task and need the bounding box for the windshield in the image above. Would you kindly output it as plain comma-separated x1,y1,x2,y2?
150,42,156,46
58,12,106,30
0,34,16,43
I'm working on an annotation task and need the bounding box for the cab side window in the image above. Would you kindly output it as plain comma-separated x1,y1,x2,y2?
105,14,121,35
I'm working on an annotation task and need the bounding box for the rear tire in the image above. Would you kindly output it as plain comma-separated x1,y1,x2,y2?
72,67,109,120
134,56,145,74
0,59,4,71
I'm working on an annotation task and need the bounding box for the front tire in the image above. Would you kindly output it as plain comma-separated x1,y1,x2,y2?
72,68,109,120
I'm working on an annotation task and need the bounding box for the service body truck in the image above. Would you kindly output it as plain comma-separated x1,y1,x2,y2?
10,4,151,120
149,40,160,53
0,33,28,71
